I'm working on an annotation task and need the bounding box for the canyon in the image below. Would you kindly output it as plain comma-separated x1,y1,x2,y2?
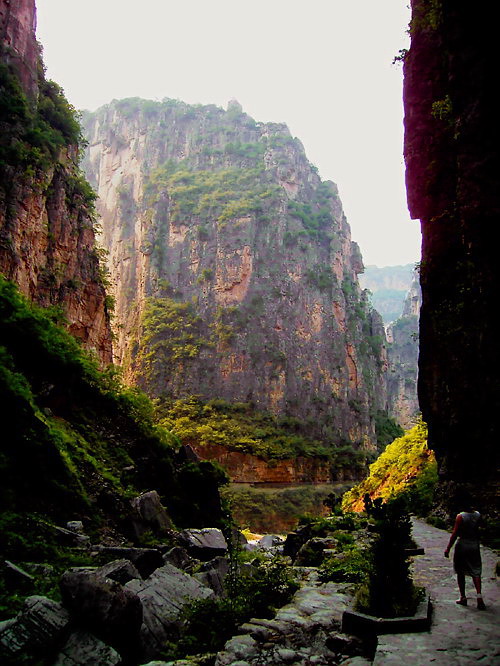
82,98,392,460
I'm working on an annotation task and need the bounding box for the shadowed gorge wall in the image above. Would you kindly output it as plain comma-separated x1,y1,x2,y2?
82,98,390,455
404,0,500,498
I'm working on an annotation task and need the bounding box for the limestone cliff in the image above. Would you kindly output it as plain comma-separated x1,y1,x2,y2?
404,1,500,497
82,98,389,453
386,270,420,429
0,0,112,361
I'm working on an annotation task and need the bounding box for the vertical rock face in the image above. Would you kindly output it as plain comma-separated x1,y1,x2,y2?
0,0,38,97
386,270,420,429
404,1,500,488
0,0,112,362
83,99,388,450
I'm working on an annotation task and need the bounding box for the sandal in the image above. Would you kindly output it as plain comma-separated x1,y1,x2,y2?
456,597,467,606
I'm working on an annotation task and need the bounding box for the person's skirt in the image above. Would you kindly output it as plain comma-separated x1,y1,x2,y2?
453,538,482,577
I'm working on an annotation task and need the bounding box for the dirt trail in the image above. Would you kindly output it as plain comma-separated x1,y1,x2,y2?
373,518,500,664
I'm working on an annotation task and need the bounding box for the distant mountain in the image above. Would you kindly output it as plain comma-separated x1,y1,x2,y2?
359,264,416,324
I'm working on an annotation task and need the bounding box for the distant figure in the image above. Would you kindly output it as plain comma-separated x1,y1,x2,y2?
444,490,486,610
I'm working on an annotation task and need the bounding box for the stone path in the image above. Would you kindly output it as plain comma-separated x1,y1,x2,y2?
374,518,500,665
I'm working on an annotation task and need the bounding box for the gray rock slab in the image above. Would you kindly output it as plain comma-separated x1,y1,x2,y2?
0,595,70,660
60,569,143,650
131,490,173,539
126,563,214,659
162,545,194,571
96,558,142,584
52,629,121,665
179,528,228,560
96,546,164,578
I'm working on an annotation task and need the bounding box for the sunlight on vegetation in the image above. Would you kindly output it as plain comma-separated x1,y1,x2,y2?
342,419,437,515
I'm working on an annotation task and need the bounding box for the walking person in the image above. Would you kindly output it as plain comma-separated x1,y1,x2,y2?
444,490,486,609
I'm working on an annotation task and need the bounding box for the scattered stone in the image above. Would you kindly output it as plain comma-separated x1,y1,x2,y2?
96,558,142,584
257,534,284,549
96,546,164,578
131,490,173,539
215,634,259,665
0,595,70,661
60,569,143,652
179,528,228,561
126,563,214,660
294,537,337,566
163,545,194,571
66,521,85,534
52,629,121,665
54,525,91,548
193,556,229,596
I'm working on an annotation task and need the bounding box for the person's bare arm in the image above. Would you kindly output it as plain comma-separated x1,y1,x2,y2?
444,514,462,557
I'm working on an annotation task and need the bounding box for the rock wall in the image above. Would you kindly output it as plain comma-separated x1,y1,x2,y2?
404,1,500,493
190,443,353,484
0,0,112,362
82,99,389,452
385,270,420,430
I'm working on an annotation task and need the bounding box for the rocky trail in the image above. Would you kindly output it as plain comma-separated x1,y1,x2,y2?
373,518,500,665
216,518,500,666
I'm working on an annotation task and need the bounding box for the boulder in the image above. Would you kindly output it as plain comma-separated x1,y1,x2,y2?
96,559,142,584
52,629,121,665
294,537,337,566
66,521,85,534
0,595,70,661
131,490,173,540
257,534,284,549
193,556,229,596
96,546,164,578
179,528,228,561
60,569,143,653
126,563,214,660
162,545,194,571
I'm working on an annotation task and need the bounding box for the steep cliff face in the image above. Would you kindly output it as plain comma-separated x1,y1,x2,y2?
83,98,388,452
404,1,500,492
0,0,112,361
386,270,420,429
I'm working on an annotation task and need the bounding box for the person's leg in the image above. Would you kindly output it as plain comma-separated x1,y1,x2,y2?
472,576,486,609
456,573,467,604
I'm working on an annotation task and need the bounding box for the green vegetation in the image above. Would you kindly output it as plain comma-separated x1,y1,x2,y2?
140,297,210,378
0,58,84,171
0,275,228,616
355,496,421,618
144,159,279,227
161,555,298,661
305,265,335,292
373,409,404,449
342,420,438,515
222,484,351,533
156,396,336,461
287,183,336,242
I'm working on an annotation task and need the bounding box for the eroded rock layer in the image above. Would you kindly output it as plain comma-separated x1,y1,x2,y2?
83,99,388,451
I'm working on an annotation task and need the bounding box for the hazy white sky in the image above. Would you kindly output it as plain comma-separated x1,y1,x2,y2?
36,0,421,268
